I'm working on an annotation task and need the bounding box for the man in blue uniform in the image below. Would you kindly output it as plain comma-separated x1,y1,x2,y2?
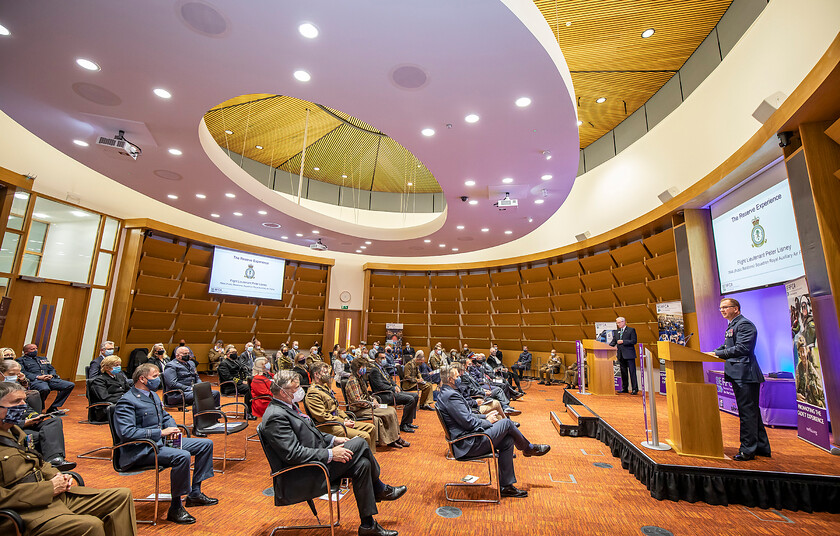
17,343,74,413
162,347,220,406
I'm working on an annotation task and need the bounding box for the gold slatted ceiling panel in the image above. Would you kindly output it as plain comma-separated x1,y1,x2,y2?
204,95,441,194
535,0,733,147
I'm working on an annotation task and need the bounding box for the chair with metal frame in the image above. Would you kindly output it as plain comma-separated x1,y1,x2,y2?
76,377,116,461
191,381,249,472
218,380,247,418
160,372,191,426
247,394,273,443
106,404,190,525
256,424,348,536
0,471,85,536
434,408,501,504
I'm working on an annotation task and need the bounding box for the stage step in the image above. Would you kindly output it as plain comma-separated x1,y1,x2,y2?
565,402,598,423
550,410,581,437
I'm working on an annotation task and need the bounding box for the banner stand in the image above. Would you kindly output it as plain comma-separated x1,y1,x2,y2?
575,340,591,396
640,343,671,451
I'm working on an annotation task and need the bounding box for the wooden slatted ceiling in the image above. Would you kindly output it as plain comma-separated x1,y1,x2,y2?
535,0,732,148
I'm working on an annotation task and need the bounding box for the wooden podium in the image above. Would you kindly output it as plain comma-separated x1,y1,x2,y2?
580,340,616,396
658,341,725,459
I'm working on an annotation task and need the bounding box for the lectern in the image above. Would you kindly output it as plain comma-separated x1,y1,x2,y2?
580,340,616,396
658,341,725,459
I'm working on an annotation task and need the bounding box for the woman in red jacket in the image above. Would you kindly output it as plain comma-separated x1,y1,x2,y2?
250,357,273,417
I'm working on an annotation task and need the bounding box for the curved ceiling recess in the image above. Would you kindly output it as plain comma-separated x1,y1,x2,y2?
0,0,578,256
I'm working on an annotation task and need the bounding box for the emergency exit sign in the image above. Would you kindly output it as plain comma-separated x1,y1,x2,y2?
341,305,349,309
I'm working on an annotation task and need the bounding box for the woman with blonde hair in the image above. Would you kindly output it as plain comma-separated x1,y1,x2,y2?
145,343,167,388
90,355,131,421
1,347,16,360
250,357,273,417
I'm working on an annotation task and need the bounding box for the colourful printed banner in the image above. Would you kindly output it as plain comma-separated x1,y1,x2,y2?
656,301,685,395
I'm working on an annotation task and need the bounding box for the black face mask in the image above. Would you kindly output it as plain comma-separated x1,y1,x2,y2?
156,350,165,356
24,350,38,358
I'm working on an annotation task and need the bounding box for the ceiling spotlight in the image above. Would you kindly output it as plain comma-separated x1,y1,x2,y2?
542,150,552,160
439,244,446,248
641,28,655,38
195,193,206,199
356,249,362,253
281,235,288,239
407,182,413,186
468,200,478,205
262,222,281,228
541,174,553,181
596,97,606,104
313,167,320,171
298,22,319,38
210,213,220,218
76,58,100,71
167,194,178,200
452,248,459,252
502,177,513,184
505,230,513,235
481,228,489,232
294,70,311,82
255,145,263,150
456,225,464,230
421,128,435,137
258,210,267,215
341,174,347,178
528,217,534,223
168,148,182,155
312,230,319,234
0,23,10,36
424,239,431,243
73,139,89,147
535,199,544,204
224,129,233,135
515,97,531,107
365,241,372,244
225,193,236,198
360,246,367,249
464,180,475,186
296,233,303,237
577,120,583,126
153,88,172,99
233,212,243,216
465,114,479,123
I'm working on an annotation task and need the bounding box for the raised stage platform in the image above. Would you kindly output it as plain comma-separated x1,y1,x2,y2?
552,389,840,513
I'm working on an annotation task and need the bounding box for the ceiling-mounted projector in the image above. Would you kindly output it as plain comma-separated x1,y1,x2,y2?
96,129,141,160
495,192,518,210
310,239,328,251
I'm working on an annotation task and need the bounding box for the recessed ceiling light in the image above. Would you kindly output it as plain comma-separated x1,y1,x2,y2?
224,129,233,135
195,193,206,199
255,145,263,150
312,230,319,234
0,23,10,36
14,193,28,200
534,199,544,204
71,211,87,218
32,213,49,219
421,128,435,137
504,230,513,235
456,225,464,230
452,248,459,251
360,246,367,249
577,120,583,126
294,70,311,82
566,21,572,27
298,22,319,38
439,244,446,248
168,148,182,156
296,233,303,237
211,213,221,218
465,114,479,123
258,210,267,215
233,212,243,216
541,174,553,181
356,249,362,253
481,228,489,232
341,174,347,178
73,139,89,147
153,88,172,99
468,200,478,205
76,58,100,71
281,235,288,239
365,241,372,244
424,239,431,243
464,180,475,186
167,194,178,200
262,222,281,228
515,97,531,107
641,28,655,38
596,97,606,104
407,182,413,186
502,177,513,184
528,217,534,223
313,167,320,171
225,193,236,198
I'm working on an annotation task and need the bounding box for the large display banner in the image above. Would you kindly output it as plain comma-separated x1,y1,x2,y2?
656,301,685,394
595,322,619,390
786,277,831,451
385,323,404,351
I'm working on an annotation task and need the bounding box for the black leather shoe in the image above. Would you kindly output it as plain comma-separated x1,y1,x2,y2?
48,457,77,471
166,506,196,524
631,390,639,395
407,423,419,429
399,425,415,433
733,452,755,461
523,444,551,457
358,520,399,536
511,420,520,428
420,404,434,411
185,492,219,507
504,408,522,416
387,441,403,448
375,484,407,502
246,414,257,421
619,390,629,394
500,485,528,498
396,437,411,447
755,451,772,458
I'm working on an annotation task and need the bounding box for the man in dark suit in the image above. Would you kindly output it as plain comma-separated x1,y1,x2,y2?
368,351,418,433
509,346,532,392
261,370,406,536
17,343,75,412
436,365,549,498
88,340,116,379
162,347,220,406
710,298,771,461
114,363,218,524
610,317,639,394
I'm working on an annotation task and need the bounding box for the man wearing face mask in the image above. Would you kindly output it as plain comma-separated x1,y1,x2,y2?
286,341,300,364
1,381,138,535
17,343,75,414
368,342,380,361
305,362,377,452
538,350,565,385
89,340,116,380
253,339,267,358
240,342,256,370
207,340,225,374
368,351,418,433
262,370,407,536
114,363,217,524
218,346,255,420
162,347,220,407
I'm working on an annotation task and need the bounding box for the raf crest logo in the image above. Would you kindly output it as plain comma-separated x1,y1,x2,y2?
245,264,256,279
750,216,766,247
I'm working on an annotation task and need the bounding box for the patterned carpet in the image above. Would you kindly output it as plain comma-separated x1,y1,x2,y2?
52,380,840,535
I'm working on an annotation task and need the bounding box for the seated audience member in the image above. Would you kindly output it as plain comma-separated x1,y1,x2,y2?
447,363,507,419
17,343,75,412
163,346,220,407
240,342,257,370
429,343,448,370
262,370,407,536
0,381,137,536
305,362,377,452
509,346,532,390
217,345,254,419
458,360,520,416
2,347,17,360
89,340,116,379
437,365,550,498
460,344,472,359
250,357,273,418
368,342,381,361
472,353,521,401
369,351,418,434
253,340,267,358
0,360,76,470
401,351,434,410
90,355,132,421
146,343,168,377
564,362,580,388
292,351,312,391
449,349,460,364
346,359,408,448
333,348,351,387
382,346,398,376
539,350,565,385
286,340,300,364
207,340,225,373
114,363,218,525
275,346,292,371
305,346,324,369
402,341,415,360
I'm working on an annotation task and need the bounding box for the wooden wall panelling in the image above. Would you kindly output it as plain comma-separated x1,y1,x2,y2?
289,320,324,334
179,281,210,299
490,270,521,285
550,276,584,294
369,287,399,300
296,266,329,282
616,304,657,323
643,228,676,256
174,313,216,331
552,325,587,340
647,275,681,302
291,294,326,309
610,241,651,265
432,313,459,325
370,273,399,287
579,252,616,273
461,301,490,313
142,238,187,261
400,312,427,324
290,308,325,321
520,266,551,282
218,315,256,332
218,302,257,316
295,280,327,295
258,333,292,349
521,280,552,297
430,325,459,338
216,331,254,346
133,294,178,312
582,288,618,308
461,326,491,339
430,274,459,287
126,328,173,344
549,260,583,278
581,307,618,323
461,287,491,300
493,298,521,313
256,318,291,332
401,274,430,287
551,310,585,325
521,296,553,312
369,299,397,313
399,301,427,314
612,262,651,285
173,330,215,345
430,287,459,301
139,255,183,278
460,273,491,286
521,326,553,340
551,294,585,309
257,304,291,318
129,311,176,330
645,251,679,277
493,312,521,326
521,312,553,325
135,274,181,297
400,287,428,300
581,271,617,290
461,313,491,325
492,326,522,340
491,284,521,300
182,263,210,283
400,324,427,339
184,245,212,265
613,283,655,305
430,301,458,314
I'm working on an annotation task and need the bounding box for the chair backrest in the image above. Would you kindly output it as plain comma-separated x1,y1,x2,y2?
107,404,127,472
256,422,329,505
397,364,405,380
25,390,43,414
85,365,91,379
434,408,454,442
192,382,218,430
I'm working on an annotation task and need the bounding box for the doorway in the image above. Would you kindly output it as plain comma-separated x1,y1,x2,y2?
324,309,361,353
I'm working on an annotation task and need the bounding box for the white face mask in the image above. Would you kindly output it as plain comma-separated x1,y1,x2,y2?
291,387,305,403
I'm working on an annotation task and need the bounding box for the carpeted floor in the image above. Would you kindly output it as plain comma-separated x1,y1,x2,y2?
53,380,840,535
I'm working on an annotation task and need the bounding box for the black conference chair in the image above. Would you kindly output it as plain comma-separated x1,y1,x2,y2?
434,408,501,504
160,373,191,426
77,375,115,461
0,471,85,536
191,381,248,473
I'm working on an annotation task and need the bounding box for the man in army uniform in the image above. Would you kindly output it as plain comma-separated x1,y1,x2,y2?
206,340,225,374
0,382,137,535
401,351,434,410
304,363,377,452
538,350,565,385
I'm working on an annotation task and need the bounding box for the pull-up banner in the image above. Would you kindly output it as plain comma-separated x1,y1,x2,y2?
656,301,685,394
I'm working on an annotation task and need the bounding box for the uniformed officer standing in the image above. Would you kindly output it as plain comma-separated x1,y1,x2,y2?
17,343,75,413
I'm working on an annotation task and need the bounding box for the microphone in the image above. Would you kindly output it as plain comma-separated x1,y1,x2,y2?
683,333,695,345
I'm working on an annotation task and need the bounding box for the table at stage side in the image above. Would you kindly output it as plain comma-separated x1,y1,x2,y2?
706,370,797,428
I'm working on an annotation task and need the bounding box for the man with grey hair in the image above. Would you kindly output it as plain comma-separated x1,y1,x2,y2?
609,316,638,394
262,370,406,536
89,340,116,379
162,346,220,406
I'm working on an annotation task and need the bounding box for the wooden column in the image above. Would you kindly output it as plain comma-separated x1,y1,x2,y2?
106,228,144,352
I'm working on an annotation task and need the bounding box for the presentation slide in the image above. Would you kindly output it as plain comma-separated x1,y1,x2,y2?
712,179,805,294
209,246,286,300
